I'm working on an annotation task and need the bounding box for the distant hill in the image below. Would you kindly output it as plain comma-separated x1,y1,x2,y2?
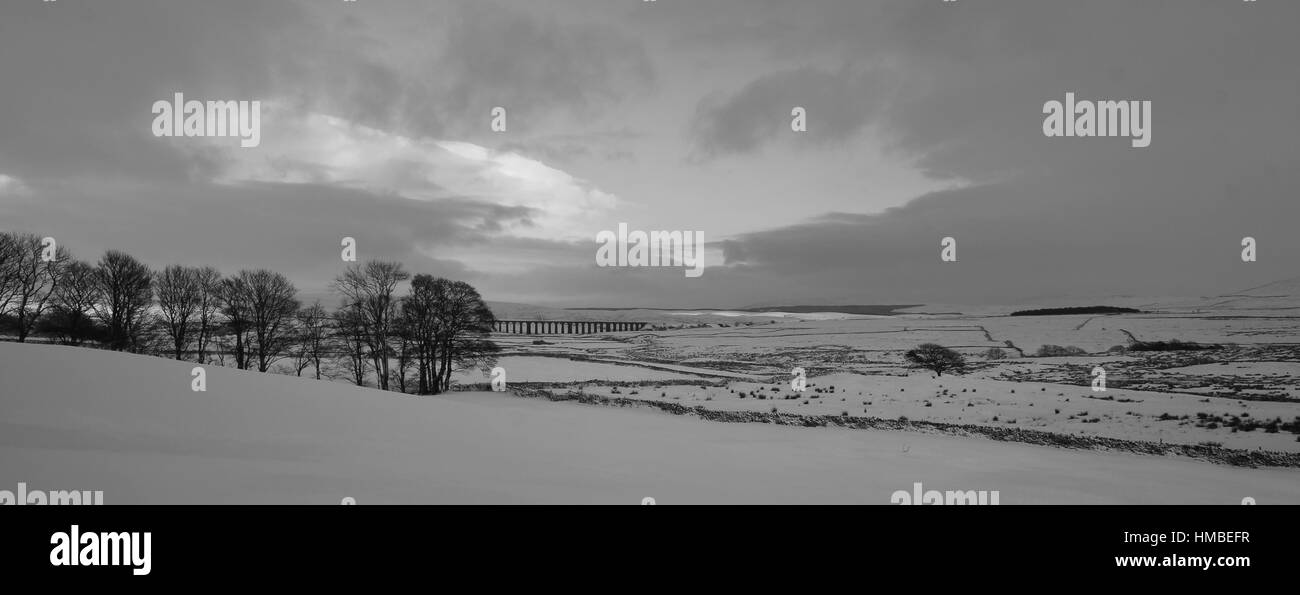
735,305,919,315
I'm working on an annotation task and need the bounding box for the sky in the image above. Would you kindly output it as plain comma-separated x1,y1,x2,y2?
1,0,1297,308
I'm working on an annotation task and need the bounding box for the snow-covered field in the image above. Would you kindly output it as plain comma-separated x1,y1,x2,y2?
574,372,1300,452
452,355,705,383
1,342,1297,504
500,310,1300,454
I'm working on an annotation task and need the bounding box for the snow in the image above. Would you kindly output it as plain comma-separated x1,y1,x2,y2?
578,371,1300,453
2,342,1297,504
452,355,702,383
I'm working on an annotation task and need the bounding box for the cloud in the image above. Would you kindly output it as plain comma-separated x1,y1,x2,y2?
193,107,621,242
0,0,647,304
3,0,1298,309
0,174,31,197
665,0,1300,305
0,0,654,182
497,128,643,166
689,67,883,160
434,0,655,137
714,163,1300,304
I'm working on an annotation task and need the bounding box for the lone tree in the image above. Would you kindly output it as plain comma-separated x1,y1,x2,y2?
904,343,966,376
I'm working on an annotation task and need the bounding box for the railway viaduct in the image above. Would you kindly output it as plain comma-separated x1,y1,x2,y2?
491,320,648,334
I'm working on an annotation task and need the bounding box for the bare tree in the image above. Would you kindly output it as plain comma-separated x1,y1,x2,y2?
401,276,497,394
47,260,102,345
250,270,299,373
155,265,203,360
390,314,417,393
435,280,497,392
219,273,254,370
333,303,371,386
222,269,299,372
331,261,409,391
402,275,442,394
291,301,330,379
92,250,154,352
193,266,222,364
210,335,230,368
446,336,501,390
0,232,21,316
3,233,69,342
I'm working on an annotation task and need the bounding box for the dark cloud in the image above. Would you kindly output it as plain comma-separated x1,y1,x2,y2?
663,0,1300,305
433,0,655,138
0,0,298,182
714,162,1300,303
682,0,1297,178
688,67,883,160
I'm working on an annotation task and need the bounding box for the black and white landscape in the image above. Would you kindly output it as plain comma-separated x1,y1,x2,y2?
1,1,1298,505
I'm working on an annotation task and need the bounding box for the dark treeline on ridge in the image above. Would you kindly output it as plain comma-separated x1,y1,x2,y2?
1009,306,1142,317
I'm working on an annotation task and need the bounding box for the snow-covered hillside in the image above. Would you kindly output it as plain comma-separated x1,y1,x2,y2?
1,343,1296,504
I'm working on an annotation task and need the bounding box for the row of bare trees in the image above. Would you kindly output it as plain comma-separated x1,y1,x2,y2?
0,230,498,394
329,263,498,393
